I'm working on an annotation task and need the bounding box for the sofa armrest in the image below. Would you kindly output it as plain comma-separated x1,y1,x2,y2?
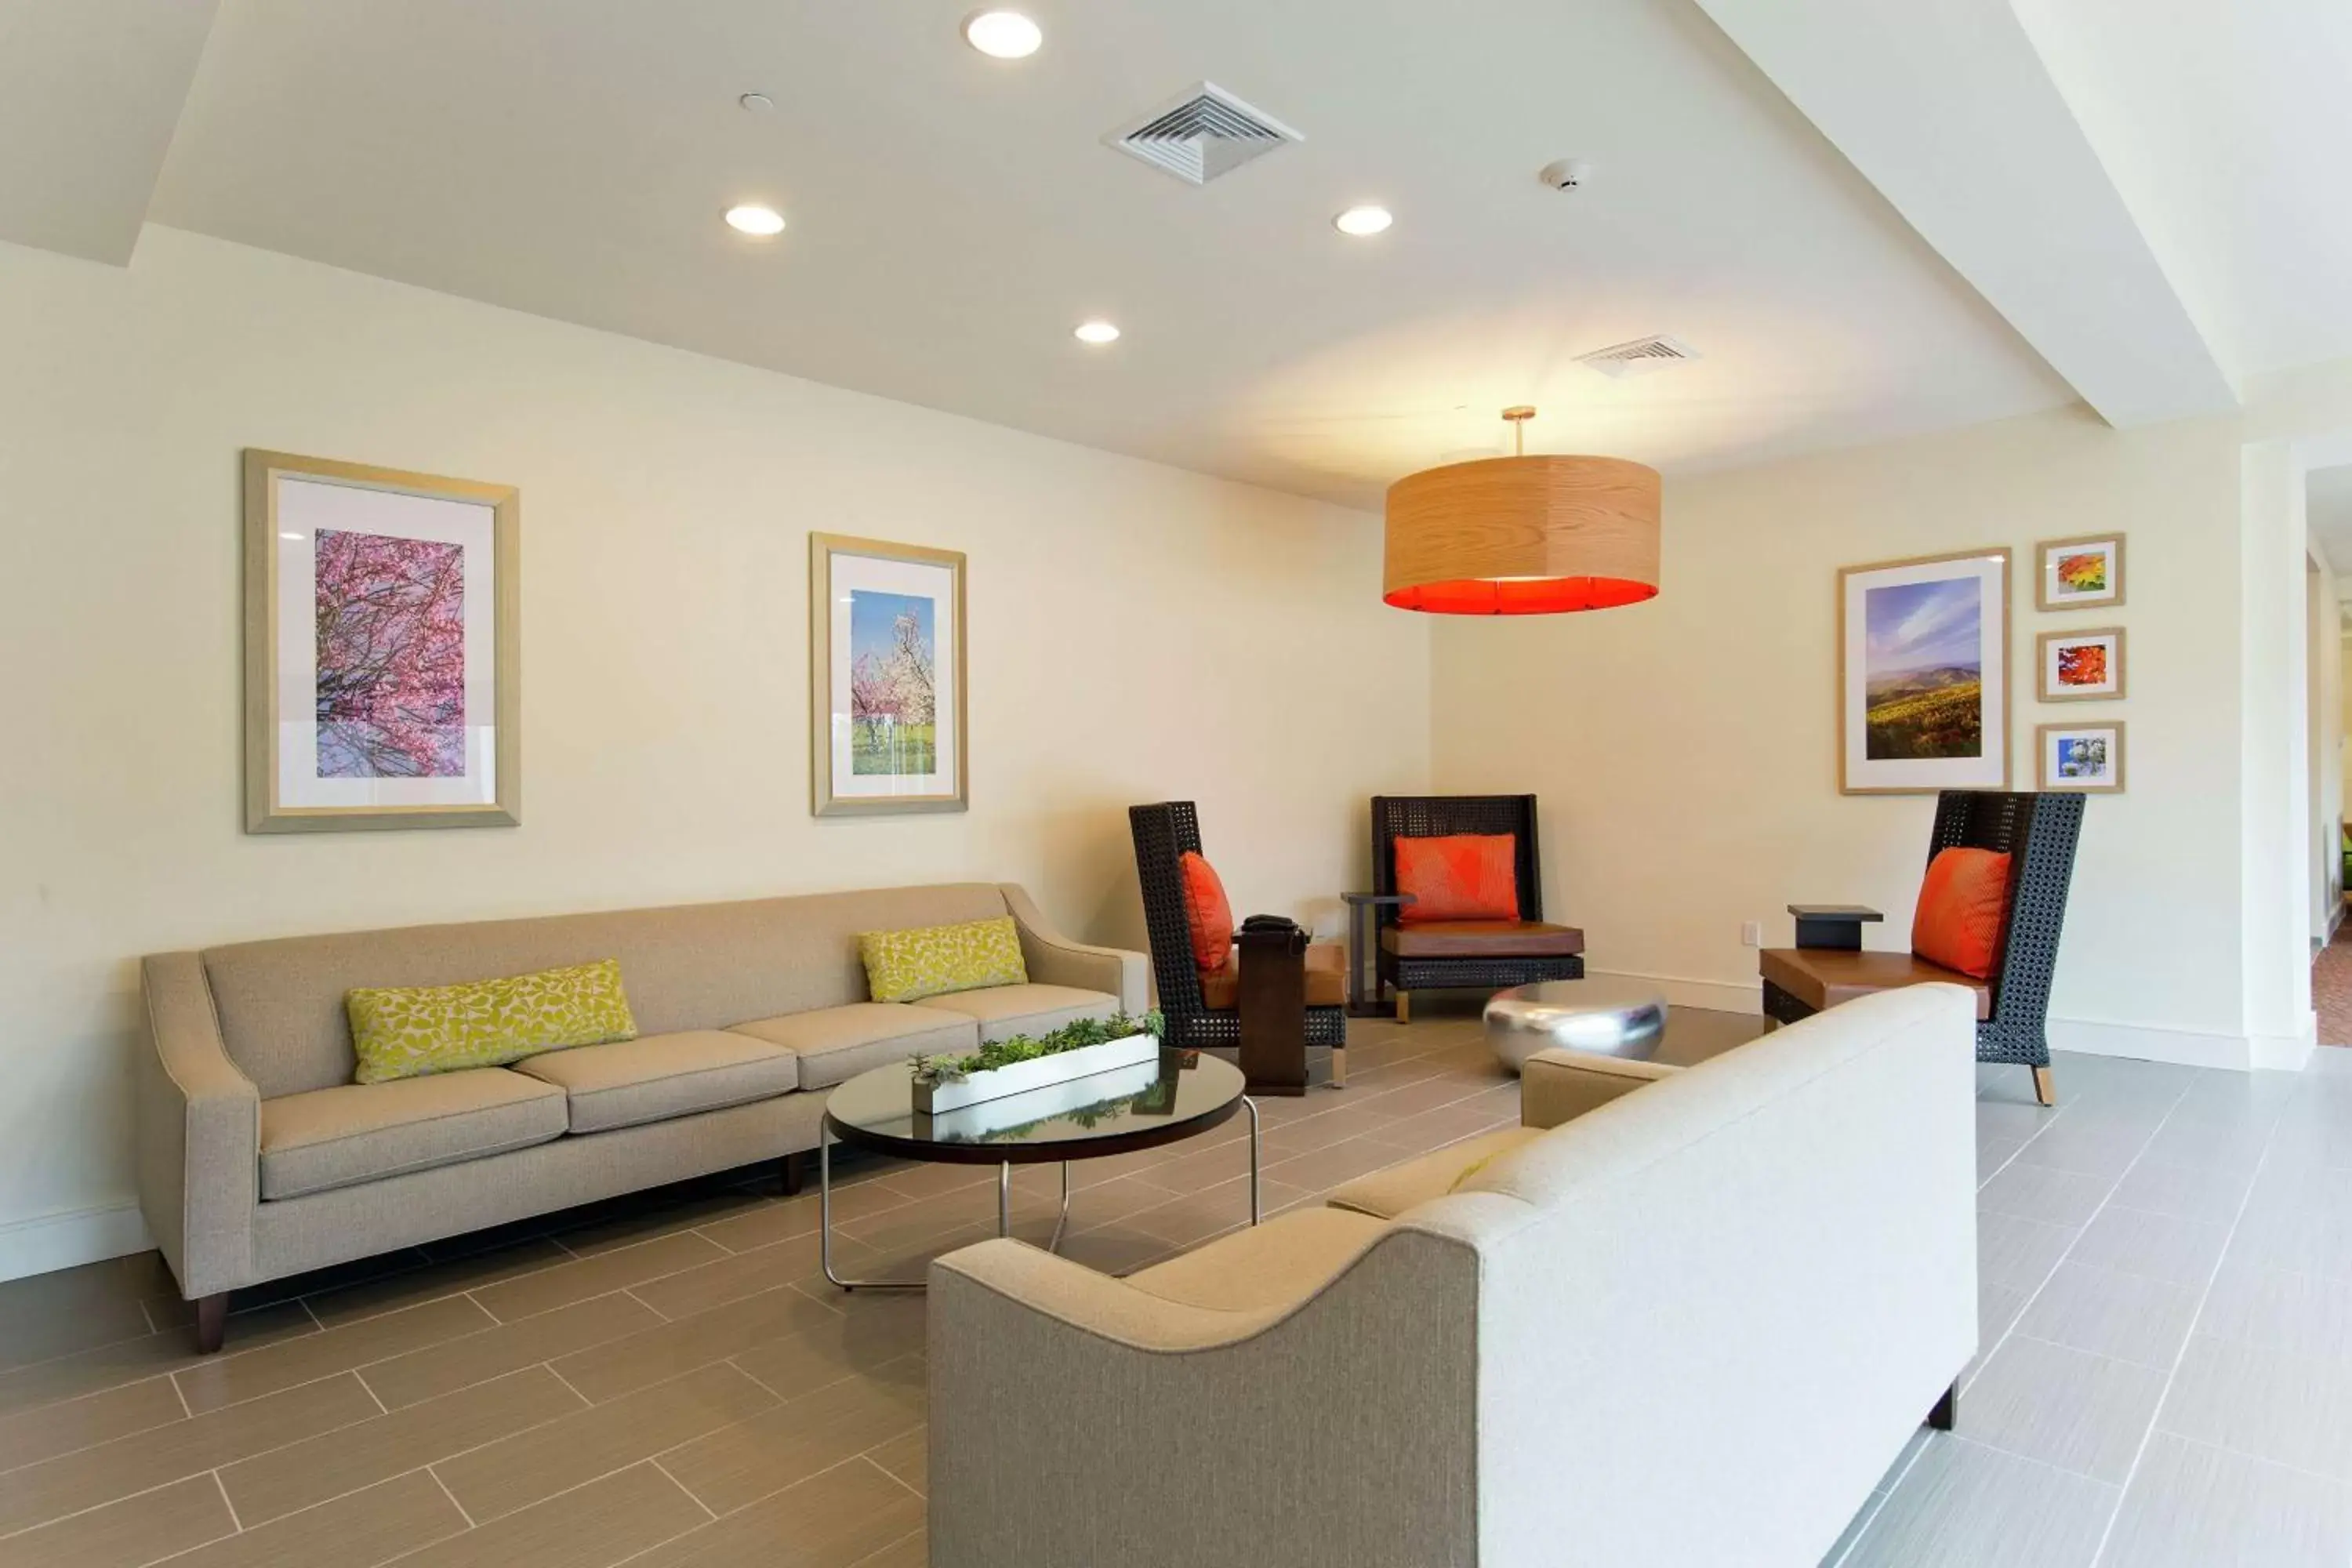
1520,1048,1679,1131
1000,884,1148,1014
136,953,260,1299
929,1229,1479,1568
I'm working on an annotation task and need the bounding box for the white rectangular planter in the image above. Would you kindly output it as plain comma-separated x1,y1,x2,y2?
921,1059,1165,1143
911,1033,1161,1115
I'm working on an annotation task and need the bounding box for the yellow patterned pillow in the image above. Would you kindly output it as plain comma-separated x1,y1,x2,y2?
346,959,637,1085
859,916,1028,1004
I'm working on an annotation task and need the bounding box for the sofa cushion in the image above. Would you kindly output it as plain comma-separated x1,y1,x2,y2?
1759,948,1992,1021
1125,1207,1390,1311
346,958,638,1085
1381,920,1584,959
1324,1127,1545,1221
1178,852,1235,973
913,983,1119,1042
510,1030,798,1134
1197,942,1349,1011
259,1069,568,1200
858,916,1028,1004
1395,833,1519,924
730,1003,978,1091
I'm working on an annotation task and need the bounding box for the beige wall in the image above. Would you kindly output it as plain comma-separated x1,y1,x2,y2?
1432,406,2252,1063
0,227,1430,1276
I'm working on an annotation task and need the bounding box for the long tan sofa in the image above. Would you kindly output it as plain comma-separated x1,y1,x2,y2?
136,881,1144,1350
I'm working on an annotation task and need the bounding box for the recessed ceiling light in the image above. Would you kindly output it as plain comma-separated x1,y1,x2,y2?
738,92,774,114
1334,205,1393,237
964,10,1042,59
723,204,786,238
1073,320,1121,345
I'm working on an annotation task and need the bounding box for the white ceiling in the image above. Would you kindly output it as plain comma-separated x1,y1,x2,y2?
2013,0,2352,383
111,0,2082,507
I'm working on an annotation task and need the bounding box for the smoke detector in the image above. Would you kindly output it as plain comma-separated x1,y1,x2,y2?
1107,82,1303,186
1577,335,1700,379
1539,158,1593,191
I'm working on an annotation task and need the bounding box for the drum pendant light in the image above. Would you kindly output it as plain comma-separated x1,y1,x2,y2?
1383,407,1661,614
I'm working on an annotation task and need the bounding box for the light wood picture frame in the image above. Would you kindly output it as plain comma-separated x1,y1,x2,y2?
1838,548,2012,794
243,449,520,833
2035,532,2125,612
2038,720,2125,792
810,532,969,817
2038,626,2126,702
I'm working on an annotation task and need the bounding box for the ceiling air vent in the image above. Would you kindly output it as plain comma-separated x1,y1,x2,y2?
1107,82,1303,186
1577,335,1701,379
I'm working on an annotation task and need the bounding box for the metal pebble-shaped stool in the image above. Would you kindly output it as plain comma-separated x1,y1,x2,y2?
1483,978,1669,1072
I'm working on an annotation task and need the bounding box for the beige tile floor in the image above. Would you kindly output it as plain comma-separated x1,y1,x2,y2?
0,1011,2343,1567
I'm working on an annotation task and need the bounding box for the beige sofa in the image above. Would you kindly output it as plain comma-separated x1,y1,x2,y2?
927,985,1978,1568
136,881,1144,1350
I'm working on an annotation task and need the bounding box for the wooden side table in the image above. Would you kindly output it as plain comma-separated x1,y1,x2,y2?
1341,892,1414,1018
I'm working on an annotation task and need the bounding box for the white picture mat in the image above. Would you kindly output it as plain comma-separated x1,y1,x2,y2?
826,550,960,801
274,477,499,809
1842,554,2009,791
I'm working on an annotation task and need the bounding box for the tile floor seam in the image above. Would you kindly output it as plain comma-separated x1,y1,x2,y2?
847,1526,926,1568
424,1462,475,1528
2080,1072,2284,1568
542,1362,594,1408
209,1467,241,1532
857,1450,924,1501
0,1465,226,1545
167,1371,194,1421
1958,1077,2187,1399
652,1457,717,1521
619,1284,672,1324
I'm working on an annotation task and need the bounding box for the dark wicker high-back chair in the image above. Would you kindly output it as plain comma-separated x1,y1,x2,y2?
1762,789,2084,1105
1370,794,1584,1017
1129,801,1348,1055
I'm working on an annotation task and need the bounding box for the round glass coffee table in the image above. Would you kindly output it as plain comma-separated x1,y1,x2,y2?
818,1048,1258,1290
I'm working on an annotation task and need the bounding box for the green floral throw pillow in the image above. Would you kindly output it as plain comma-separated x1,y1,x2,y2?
347,958,637,1084
860,916,1028,1004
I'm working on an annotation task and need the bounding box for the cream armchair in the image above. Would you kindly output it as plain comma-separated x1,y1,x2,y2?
926,986,1980,1568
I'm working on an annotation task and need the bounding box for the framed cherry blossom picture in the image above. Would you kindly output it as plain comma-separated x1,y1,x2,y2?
809,533,967,816
243,450,520,833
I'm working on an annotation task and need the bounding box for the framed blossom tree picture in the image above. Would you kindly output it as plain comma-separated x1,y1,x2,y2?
809,533,967,816
243,450,520,833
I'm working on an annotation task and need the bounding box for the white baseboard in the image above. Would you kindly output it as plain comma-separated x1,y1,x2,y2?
0,1202,152,1285
1586,967,1763,1015
2050,1015,2317,1074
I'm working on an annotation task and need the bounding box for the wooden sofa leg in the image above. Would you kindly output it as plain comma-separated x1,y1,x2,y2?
1395,990,1410,1025
194,1294,228,1356
2031,1065,2056,1108
780,1152,805,1197
1927,1381,1957,1432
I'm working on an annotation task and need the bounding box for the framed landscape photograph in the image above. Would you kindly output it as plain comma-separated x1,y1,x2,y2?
1838,549,2011,795
810,533,967,817
2038,721,2125,793
2038,626,2125,702
243,450,519,833
2036,533,2125,611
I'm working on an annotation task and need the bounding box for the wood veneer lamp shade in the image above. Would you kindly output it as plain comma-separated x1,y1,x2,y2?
1382,452,1662,615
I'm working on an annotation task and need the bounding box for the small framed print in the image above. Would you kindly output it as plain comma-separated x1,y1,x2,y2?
2038,626,2125,702
2036,533,2125,611
2038,721,2125,793
243,450,521,833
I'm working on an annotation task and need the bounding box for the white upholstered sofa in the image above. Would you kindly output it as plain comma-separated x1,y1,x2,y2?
136,882,1143,1349
927,985,1978,1568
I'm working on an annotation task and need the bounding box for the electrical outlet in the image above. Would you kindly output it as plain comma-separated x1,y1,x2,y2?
1740,920,1762,948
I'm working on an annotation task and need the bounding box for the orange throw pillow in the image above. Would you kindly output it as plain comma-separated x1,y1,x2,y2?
1178,851,1235,973
1912,848,2013,979
1396,834,1520,924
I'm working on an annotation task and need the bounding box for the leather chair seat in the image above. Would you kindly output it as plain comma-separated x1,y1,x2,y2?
1380,920,1586,959
1760,949,1991,1021
1198,942,1348,1010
